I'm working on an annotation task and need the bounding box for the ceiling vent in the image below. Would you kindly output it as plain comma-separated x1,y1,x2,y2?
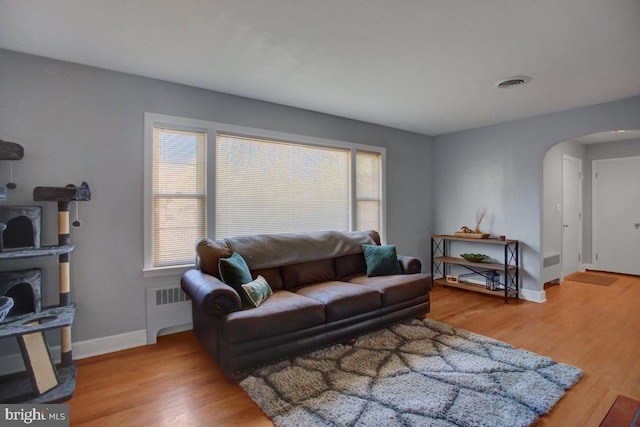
496,76,531,89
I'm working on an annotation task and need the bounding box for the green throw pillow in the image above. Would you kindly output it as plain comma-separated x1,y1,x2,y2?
218,252,253,287
362,244,402,277
241,275,273,307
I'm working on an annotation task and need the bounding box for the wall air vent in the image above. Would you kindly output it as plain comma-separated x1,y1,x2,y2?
497,75,531,89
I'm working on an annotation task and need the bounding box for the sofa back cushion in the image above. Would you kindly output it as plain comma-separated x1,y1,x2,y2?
365,230,382,245
335,253,368,280
251,267,284,290
281,258,336,289
196,238,233,278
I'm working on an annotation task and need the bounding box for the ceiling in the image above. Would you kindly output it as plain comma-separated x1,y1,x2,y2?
1,0,640,136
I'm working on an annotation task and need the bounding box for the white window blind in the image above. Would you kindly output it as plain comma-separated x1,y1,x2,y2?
215,134,350,239
356,150,382,232
152,127,206,266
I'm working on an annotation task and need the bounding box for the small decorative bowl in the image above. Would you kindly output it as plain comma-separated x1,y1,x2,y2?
460,253,488,263
0,296,14,323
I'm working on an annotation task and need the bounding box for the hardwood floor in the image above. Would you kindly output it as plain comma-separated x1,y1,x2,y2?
68,272,640,426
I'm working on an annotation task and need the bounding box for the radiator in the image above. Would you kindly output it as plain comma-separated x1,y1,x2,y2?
145,286,192,344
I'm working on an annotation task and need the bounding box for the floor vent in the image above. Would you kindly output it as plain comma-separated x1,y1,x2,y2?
146,286,192,344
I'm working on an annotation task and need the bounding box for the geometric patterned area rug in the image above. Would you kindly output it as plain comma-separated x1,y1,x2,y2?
568,272,618,286
240,318,582,427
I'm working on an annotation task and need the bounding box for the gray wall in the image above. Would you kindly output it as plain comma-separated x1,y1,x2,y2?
432,95,640,297
0,49,432,346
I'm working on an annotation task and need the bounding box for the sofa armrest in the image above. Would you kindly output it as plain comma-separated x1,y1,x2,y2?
397,255,422,274
181,269,242,317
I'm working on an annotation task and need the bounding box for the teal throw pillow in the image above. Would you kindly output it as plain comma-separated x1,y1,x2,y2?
241,275,273,307
362,244,402,277
218,252,253,288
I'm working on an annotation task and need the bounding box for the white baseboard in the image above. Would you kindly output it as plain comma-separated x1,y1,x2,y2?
0,329,147,376
461,278,546,303
74,329,147,359
156,322,192,339
520,288,546,303
579,263,593,272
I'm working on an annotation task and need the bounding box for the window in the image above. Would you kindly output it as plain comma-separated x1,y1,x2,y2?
145,121,207,272
144,113,384,275
215,134,351,238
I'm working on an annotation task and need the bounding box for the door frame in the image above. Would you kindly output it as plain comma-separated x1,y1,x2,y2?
561,154,583,279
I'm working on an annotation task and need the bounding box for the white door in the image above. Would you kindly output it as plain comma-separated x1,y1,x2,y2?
592,156,640,275
562,155,583,278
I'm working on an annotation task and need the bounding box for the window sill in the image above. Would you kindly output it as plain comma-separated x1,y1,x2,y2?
143,264,193,278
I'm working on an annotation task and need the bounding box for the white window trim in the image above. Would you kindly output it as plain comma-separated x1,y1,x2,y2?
143,112,386,277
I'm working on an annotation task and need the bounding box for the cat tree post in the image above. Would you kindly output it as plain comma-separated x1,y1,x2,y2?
58,200,72,365
33,182,90,367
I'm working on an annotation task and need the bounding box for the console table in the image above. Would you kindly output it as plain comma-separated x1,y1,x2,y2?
431,234,519,302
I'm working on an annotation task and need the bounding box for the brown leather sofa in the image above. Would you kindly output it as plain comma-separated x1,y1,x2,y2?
181,230,432,382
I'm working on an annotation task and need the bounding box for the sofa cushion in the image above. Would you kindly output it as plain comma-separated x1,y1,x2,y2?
222,291,325,343
281,258,336,289
295,281,381,322
196,238,233,278
219,252,253,286
335,253,368,280
241,275,273,307
251,267,284,290
362,244,402,277
348,273,432,306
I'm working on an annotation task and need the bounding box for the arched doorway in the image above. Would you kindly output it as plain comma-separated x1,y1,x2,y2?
542,130,640,284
